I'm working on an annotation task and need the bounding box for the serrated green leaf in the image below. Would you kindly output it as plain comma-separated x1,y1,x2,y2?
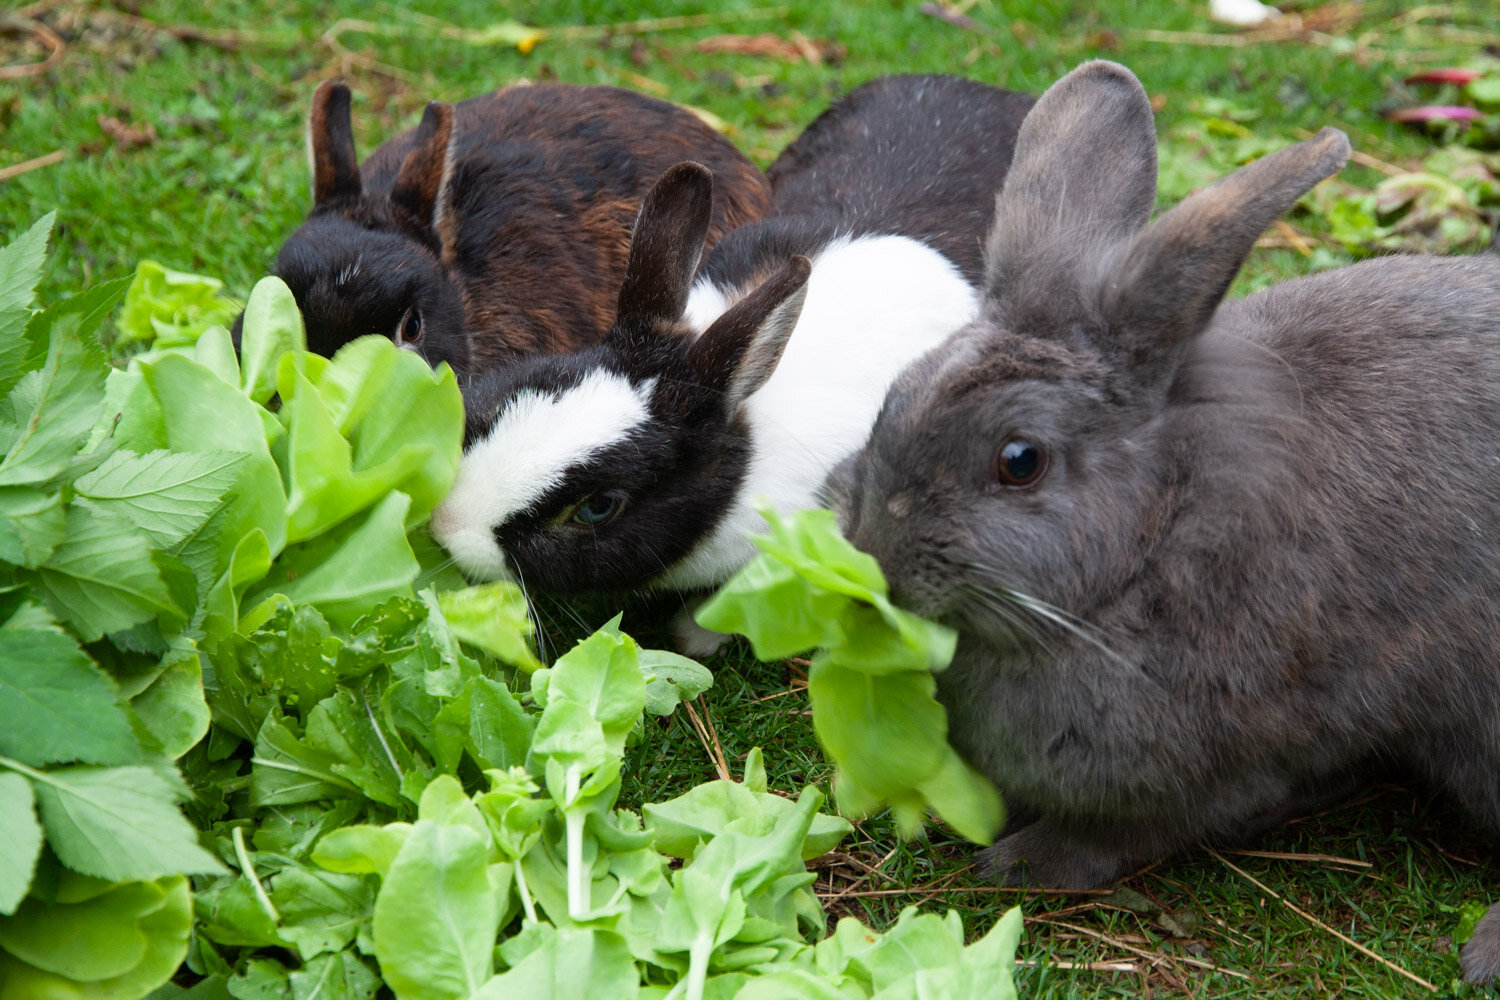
0,486,65,568
74,449,245,549
135,352,288,566
372,820,498,1000
0,278,127,488
26,764,225,881
0,772,42,914
0,213,54,399
37,506,176,642
0,626,140,766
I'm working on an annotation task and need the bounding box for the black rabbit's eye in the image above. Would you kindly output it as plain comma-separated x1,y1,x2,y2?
993,440,1048,488
397,308,422,346
569,491,626,527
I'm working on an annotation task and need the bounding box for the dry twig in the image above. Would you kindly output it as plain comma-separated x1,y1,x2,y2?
1205,847,1438,993
1,13,65,79
0,149,64,183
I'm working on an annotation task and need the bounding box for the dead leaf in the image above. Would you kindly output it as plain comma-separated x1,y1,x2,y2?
97,114,157,148
694,32,828,65
920,2,982,32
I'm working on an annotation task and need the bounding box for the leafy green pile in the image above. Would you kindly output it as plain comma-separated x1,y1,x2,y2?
0,212,467,996
196,613,1020,1000
697,507,1004,845
0,219,1024,1000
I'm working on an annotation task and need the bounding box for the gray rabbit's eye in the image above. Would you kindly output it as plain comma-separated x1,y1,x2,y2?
567,490,627,528
993,440,1048,488
396,307,423,346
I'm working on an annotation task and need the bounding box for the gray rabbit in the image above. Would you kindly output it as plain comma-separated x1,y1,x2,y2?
832,60,1500,983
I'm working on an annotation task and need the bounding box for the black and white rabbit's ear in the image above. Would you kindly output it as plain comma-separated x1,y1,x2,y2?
687,254,811,412
390,100,456,232
310,80,360,205
983,60,1158,296
1106,127,1350,359
615,162,715,333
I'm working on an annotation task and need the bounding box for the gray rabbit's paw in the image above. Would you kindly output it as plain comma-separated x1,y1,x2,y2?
978,819,1142,890
1461,904,1500,985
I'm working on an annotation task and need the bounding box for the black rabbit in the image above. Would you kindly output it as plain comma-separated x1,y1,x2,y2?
430,76,1034,610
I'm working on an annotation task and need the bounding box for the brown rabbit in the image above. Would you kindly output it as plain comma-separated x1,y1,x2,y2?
833,60,1500,983
241,81,770,374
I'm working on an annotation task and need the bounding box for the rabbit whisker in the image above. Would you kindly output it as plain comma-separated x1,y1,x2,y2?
964,585,1053,654
959,562,1125,666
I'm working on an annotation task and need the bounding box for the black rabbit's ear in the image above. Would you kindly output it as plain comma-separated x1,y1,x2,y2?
983,60,1157,299
390,100,456,232
614,162,715,335
1105,128,1350,361
309,80,360,205
688,254,810,413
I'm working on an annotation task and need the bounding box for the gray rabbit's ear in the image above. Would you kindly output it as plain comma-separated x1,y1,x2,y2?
688,254,810,413
1106,127,1350,359
390,100,456,234
615,162,715,334
983,61,1158,296
309,80,360,205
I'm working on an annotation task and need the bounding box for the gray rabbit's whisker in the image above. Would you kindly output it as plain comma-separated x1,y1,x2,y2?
965,586,1053,653
1007,591,1128,666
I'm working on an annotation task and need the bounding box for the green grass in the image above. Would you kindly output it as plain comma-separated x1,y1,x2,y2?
4,0,1499,996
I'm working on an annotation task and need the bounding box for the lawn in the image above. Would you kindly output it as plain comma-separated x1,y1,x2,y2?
3,0,1498,997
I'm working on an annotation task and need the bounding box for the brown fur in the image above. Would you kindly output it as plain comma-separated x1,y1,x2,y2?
260,81,771,374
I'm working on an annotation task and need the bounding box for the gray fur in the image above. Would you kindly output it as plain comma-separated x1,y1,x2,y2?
833,60,1500,983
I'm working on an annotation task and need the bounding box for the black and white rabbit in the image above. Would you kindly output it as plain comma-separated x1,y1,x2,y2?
832,60,1500,983
241,80,771,374
430,75,1034,598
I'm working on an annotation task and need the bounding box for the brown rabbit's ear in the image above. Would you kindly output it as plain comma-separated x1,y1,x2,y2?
688,254,811,412
390,100,456,232
615,162,715,334
983,61,1158,296
310,80,360,205
1106,127,1350,360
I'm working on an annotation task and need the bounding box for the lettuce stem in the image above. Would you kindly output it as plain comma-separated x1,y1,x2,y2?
564,764,586,919
514,857,538,924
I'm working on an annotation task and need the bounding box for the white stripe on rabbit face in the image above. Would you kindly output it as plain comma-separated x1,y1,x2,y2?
430,369,656,580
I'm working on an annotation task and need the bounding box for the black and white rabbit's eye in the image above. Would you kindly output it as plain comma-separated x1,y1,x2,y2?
992,440,1048,488
395,308,423,346
567,491,627,528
